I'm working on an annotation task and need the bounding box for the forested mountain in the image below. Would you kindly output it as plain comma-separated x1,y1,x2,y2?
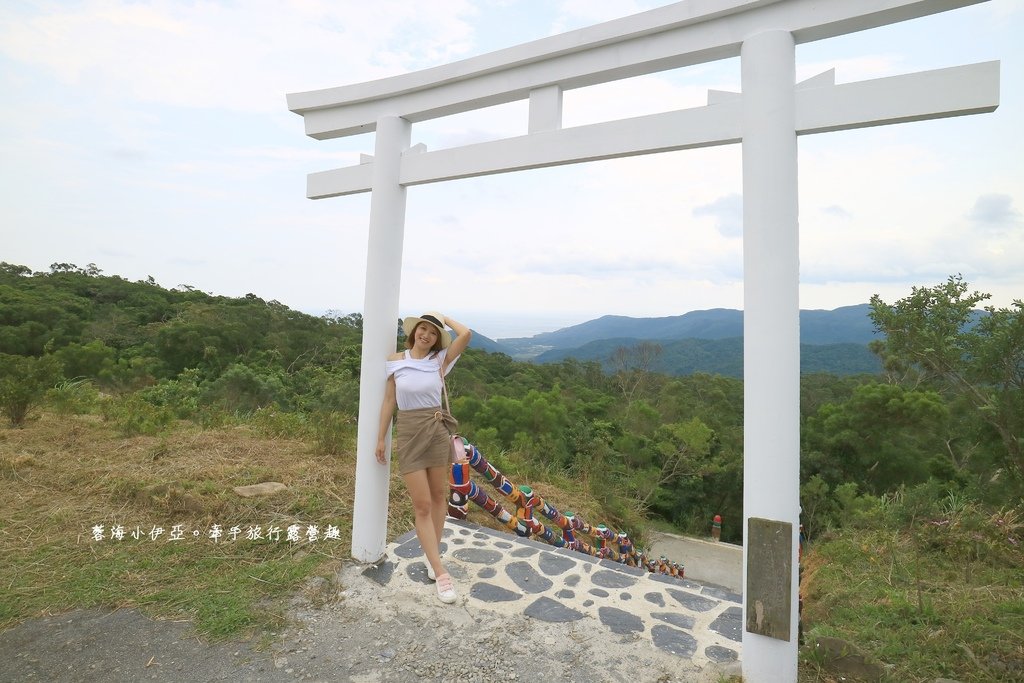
0,262,366,415
482,304,885,375
533,337,881,377
465,331,505,353
503,308,746,350
800,305,884,344
495,304,881,353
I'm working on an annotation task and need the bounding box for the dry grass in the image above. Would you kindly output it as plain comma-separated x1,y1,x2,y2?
0,412,358,640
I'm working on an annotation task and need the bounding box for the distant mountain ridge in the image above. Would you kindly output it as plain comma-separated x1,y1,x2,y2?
532,337,882,378
467,304,885,377
466,331,506,354
489,304,879,352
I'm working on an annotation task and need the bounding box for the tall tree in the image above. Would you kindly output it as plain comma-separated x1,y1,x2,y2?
802,382,948,494
609,342,662,403
0,353,63,425
869,275,1023,481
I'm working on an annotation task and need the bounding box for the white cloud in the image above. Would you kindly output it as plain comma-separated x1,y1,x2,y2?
693,194,743,238
0,0,480,112
550,0,653,34
968,193,1021,226
985,0,1024,23
821,205,853,219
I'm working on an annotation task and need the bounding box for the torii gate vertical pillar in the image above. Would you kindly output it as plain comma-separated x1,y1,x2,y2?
351,115,411,562
741,30,801,682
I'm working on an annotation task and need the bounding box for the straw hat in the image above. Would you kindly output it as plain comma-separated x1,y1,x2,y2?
402,311,451,348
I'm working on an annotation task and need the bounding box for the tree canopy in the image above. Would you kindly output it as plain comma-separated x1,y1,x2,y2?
870,275,1023,482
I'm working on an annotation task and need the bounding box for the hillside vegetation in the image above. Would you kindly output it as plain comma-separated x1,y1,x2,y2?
1,263,1022,680
534,336,882,377
492,304,890,372
496,303,884,349
800,489,1022,681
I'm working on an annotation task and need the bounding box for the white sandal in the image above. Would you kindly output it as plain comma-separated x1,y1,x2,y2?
435,573,457,604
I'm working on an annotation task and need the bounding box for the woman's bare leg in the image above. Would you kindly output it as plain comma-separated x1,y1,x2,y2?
426,465,449,557
403,469,446,578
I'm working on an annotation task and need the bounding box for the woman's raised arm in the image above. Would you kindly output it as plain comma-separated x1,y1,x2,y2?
443,315,472,370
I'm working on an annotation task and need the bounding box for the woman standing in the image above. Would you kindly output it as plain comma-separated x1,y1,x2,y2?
375,311,472,604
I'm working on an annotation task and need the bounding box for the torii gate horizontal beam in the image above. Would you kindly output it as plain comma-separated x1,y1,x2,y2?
305,61,998,199
287,0,987,140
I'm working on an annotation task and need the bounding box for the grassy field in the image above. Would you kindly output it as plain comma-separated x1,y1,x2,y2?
799,504,1024,681
2,412,1021,682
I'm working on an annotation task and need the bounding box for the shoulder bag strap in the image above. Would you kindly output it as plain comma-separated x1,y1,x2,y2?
434,353,462,450
439,356,452,416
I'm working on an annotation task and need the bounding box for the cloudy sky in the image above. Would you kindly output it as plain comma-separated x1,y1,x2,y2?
2,1,1021,339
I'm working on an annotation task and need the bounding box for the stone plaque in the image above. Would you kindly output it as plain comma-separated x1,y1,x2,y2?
745,517,792,641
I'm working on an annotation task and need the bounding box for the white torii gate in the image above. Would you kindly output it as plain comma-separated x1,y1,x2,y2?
287,1,999,679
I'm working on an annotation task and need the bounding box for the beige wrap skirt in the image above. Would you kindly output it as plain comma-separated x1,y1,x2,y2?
395,407,458,475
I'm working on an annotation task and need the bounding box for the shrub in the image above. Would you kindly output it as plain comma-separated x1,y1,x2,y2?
311,411,355,455
46,377,99,416
201,364,287,414
100,392,175,436
53,340,119,384
248,406,309,439
0,353,63,426
139,369,202,419
287,365,359,418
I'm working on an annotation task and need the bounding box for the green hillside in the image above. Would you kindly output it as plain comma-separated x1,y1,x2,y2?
497,304,884,350
534,336,882,377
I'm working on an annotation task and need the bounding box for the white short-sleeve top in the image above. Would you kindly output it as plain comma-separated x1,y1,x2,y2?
385,348,459,410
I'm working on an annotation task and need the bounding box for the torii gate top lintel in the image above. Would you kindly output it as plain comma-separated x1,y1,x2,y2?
287,0,989,140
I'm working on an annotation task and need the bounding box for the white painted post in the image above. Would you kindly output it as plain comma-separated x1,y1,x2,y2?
741,30,801,682
351,115,411,563
528,85,563,133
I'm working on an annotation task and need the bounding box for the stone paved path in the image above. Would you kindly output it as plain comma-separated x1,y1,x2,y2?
364,518,743,672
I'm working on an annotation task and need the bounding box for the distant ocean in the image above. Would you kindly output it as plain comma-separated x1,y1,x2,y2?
459,311,592,340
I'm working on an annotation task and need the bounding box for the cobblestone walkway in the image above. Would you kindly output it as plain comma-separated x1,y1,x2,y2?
362,518,743,671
